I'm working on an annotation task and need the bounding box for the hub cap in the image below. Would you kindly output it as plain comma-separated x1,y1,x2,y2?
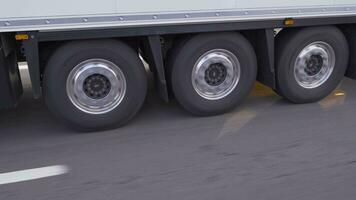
192,49,241,100
66,59,127,115
83,74,111,99
294,42,335,89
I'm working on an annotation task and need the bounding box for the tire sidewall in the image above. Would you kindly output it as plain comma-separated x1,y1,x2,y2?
172,33,257,115
44,40,147,130
277,27,349,103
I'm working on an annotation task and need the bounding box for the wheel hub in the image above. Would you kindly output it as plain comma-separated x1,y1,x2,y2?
192,49,241,100
204,63,227,86
294,42,335,89
83,74,111,99
305,55,323,76
66,59,127,115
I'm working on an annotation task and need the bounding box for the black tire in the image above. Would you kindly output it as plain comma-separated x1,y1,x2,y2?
44,40,147,131
276,26,349,103
169,32,257,116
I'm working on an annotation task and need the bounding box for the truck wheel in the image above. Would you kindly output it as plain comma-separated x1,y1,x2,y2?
169,32,257,116
276,26,349,103
44,40,147,130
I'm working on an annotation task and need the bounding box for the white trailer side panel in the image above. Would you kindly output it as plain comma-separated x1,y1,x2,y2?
117,0,236,13
337,0,356,4
237,0,332,8
1,0,117,18
117,0,333,13
1,0,356,32
0,0,337,18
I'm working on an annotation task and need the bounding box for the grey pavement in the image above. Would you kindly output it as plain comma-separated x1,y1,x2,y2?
1,67,356,200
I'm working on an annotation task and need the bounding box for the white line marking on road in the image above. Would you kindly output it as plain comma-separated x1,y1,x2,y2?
0,165,70,185
18,62,28,70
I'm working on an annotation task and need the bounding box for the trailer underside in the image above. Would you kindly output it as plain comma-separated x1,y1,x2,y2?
12,15,356,100
2,5,356,129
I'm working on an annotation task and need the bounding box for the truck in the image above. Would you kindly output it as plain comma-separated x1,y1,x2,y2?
1,1,356,130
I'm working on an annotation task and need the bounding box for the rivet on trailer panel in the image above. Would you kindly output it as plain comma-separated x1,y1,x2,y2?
45,20,51,24
185,14,190,18
119,17,124,21
83,18,88,22
4,21,11,26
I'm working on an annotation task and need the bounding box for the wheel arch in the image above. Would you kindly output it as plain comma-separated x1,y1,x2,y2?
22,36,142,99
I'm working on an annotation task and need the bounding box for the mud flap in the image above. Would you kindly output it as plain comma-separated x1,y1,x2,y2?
341,25,356,79
0,33,23,109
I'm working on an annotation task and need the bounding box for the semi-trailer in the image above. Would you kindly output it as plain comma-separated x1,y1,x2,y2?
1,1,356,130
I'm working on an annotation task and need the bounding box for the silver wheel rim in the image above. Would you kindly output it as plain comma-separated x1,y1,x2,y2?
192,49,241,100
294,41,336,89
66,59,127,115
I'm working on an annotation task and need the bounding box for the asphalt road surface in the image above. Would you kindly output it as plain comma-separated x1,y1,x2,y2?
1,67,356,200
